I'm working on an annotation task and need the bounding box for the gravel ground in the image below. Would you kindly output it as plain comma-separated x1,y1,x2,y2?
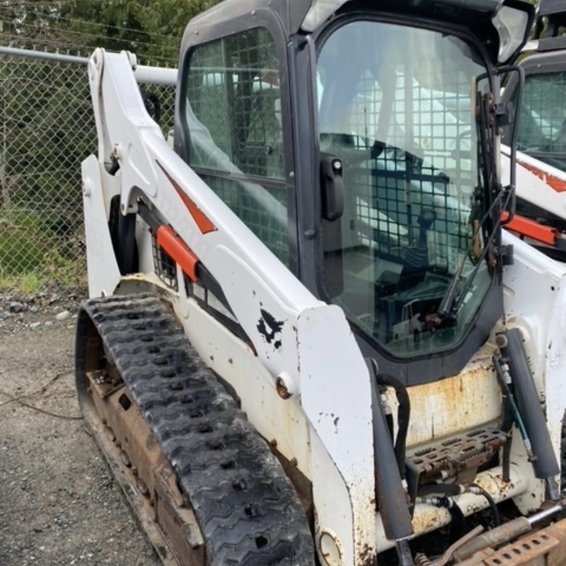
0,291,524,565
0,292,160,566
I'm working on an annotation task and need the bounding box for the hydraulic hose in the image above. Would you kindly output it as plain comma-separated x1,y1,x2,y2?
497,329,560,500
370,361,411,480
417,483,500,527
470,483,501,527
423,496,465,540
367,360,414,544
417,483,462,497
493,354,532,457
498,384,514,482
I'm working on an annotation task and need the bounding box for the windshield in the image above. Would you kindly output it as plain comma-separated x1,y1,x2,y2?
317,20,492,358
515,71,566,171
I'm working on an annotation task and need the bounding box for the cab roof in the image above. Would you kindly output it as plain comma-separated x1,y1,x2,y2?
185,0,504,39
182,0,532,67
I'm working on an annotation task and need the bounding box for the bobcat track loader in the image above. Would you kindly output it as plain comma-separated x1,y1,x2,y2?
76,0,566,564
501,0,566,259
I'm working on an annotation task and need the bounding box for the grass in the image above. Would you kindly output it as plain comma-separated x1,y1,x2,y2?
0,272,41,294
0,207,87,295
0,263,87,295
0,234,87,295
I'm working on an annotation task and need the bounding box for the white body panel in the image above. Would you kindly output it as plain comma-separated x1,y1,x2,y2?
502,230,566,510
502,144,566,220
81,156,121,296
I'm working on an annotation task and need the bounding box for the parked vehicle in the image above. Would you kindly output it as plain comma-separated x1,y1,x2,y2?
502,0,566,257
75,1,566,564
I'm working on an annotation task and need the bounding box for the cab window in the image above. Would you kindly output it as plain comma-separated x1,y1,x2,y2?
184,28,289,265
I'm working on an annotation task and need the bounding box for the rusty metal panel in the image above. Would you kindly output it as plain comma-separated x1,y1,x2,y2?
405,345,501,447
482,528,559,565
545,519,566,566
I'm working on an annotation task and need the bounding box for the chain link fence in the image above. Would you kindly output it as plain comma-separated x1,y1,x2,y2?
0,48,176,292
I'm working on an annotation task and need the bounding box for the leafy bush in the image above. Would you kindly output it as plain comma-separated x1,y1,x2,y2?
0,222,47,277
0,207,86,293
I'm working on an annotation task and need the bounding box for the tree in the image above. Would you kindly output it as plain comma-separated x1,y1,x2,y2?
0,0,222,284
0,0,222,65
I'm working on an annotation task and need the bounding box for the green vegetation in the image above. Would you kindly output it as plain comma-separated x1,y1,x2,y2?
0,53,95,293
0,0,222,65
0,1,221,293
0,207,86,293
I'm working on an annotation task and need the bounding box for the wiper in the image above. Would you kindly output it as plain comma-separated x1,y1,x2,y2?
437,185,512,319
437,257,466,318
437,84,511,320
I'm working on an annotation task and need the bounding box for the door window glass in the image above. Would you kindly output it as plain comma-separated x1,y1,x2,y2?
317,21,491,358
184,28,289,265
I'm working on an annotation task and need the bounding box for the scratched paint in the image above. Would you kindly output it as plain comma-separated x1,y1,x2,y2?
256,308,284,350
403,345,501,447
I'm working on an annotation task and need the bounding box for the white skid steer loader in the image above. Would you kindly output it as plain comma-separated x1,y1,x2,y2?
75,0,566,564
501,0,566,259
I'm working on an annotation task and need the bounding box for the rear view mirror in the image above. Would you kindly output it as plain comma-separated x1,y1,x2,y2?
492,0,535,63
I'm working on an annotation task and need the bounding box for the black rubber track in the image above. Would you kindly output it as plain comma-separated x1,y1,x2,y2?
80,294,315,566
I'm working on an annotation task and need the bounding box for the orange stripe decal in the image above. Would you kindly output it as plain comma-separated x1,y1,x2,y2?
502,211,559,246
156,161,217,234
518,159,566,193
156,225,199,282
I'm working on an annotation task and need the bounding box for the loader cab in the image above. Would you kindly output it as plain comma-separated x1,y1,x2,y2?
503,1,566,173
175,0,533,386
500,0,566,236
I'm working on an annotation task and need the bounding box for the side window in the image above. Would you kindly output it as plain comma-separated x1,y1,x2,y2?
516,72,566,161
184,28,289,266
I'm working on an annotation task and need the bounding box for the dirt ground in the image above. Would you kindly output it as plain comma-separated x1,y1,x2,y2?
0,295,160,566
